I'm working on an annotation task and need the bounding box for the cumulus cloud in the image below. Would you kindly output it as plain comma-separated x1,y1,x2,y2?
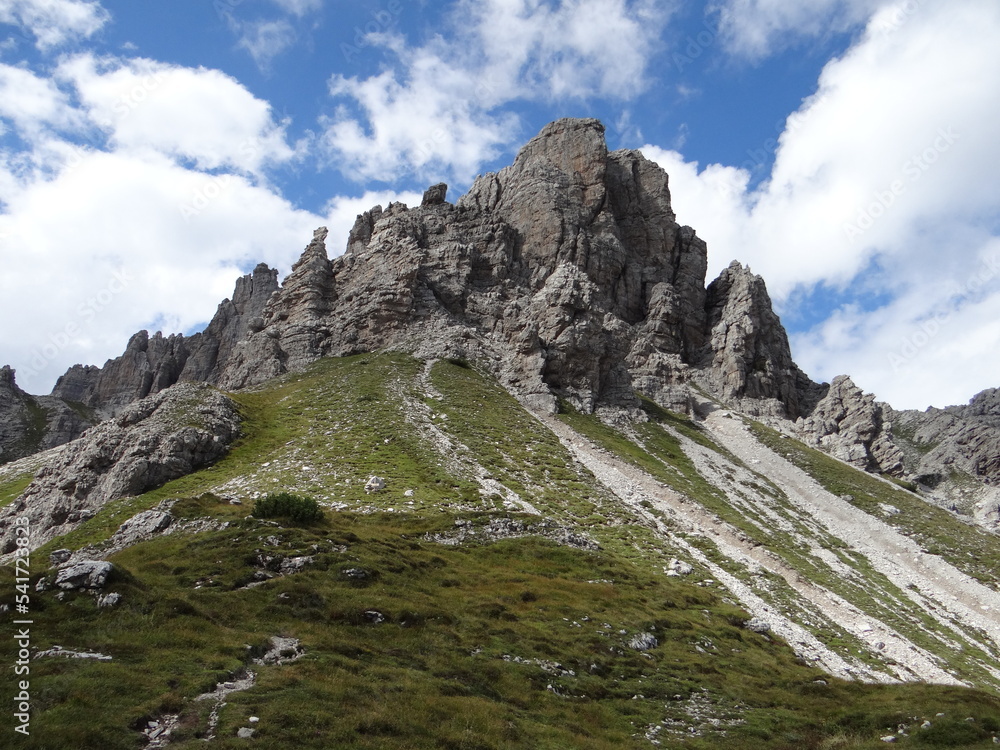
0,44,423,395
56,54,298,176
0,43,329,394
711,0,886,59
642,0,1000,408
0,0,108,51
322,0,670,184
0,62,84,137
0,145,322,395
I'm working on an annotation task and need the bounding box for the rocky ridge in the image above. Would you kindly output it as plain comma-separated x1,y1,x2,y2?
888,389,1000,524
0,383,240,556
2,118,998,528
219,118,819,420
0,365,96,464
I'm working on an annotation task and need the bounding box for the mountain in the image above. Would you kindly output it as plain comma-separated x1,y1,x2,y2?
3,119,1000,748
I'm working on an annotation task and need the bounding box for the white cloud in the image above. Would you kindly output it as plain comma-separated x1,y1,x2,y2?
322,0,670,184
712,0,886,59
0,146,323,395
270,0,323,16
323,55,521,185
57,54,298,175
0,62,83,137
236,19,297,72
642,0,1000,408
791,246,1000,410
0,0,108,51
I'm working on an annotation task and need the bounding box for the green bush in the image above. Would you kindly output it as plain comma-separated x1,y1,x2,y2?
251,492,324,523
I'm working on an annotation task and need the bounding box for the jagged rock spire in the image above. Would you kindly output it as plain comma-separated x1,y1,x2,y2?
6,118,828,459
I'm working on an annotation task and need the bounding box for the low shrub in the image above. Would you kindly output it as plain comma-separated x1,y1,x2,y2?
251,492,324,523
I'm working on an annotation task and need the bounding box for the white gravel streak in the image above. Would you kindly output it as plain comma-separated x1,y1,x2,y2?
539,412,982,686
703,412,1000,676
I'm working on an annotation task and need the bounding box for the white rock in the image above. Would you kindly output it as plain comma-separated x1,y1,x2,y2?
365,476,386,494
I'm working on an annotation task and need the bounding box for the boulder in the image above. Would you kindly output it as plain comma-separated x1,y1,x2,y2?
628,632,658,651
113,510,173,546
56,561,113,590
364,476,386,494
745,617,771,634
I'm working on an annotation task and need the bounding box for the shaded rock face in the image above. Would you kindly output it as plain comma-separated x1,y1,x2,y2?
0,383,240,555
0,366,96,464
892,388,1000,486
222,119,808,415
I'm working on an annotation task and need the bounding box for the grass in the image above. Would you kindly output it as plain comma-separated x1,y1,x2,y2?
9,506,1000,749
4,353,1000,748
0,470,36,510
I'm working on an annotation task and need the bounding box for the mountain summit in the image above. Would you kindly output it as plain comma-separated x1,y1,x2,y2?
7,119,818,426
4,118,998,519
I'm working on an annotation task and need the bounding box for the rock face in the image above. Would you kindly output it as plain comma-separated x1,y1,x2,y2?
221,119,814,416
0,383,240,554
0,366,96,464
704,262,823,419
796,375,904,474
884,389,1000,521
893,388,1000,486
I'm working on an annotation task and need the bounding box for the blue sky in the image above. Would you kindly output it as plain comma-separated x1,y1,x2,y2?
2,0,999,411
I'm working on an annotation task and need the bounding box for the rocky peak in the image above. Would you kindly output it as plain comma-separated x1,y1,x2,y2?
421,183,448,206
703,261,816,418
461,118,612,286
261,227,336,328
796,374,904,474
962,388,1000,420
222,118,730,412
7,119,826,456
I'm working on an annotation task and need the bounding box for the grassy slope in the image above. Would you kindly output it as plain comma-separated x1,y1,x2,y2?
3,355,1000,749
562,403,1000,685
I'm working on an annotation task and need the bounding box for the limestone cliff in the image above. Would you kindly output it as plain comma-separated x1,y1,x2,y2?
222,119,813,417
5,117,999,515
0,366,95,464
